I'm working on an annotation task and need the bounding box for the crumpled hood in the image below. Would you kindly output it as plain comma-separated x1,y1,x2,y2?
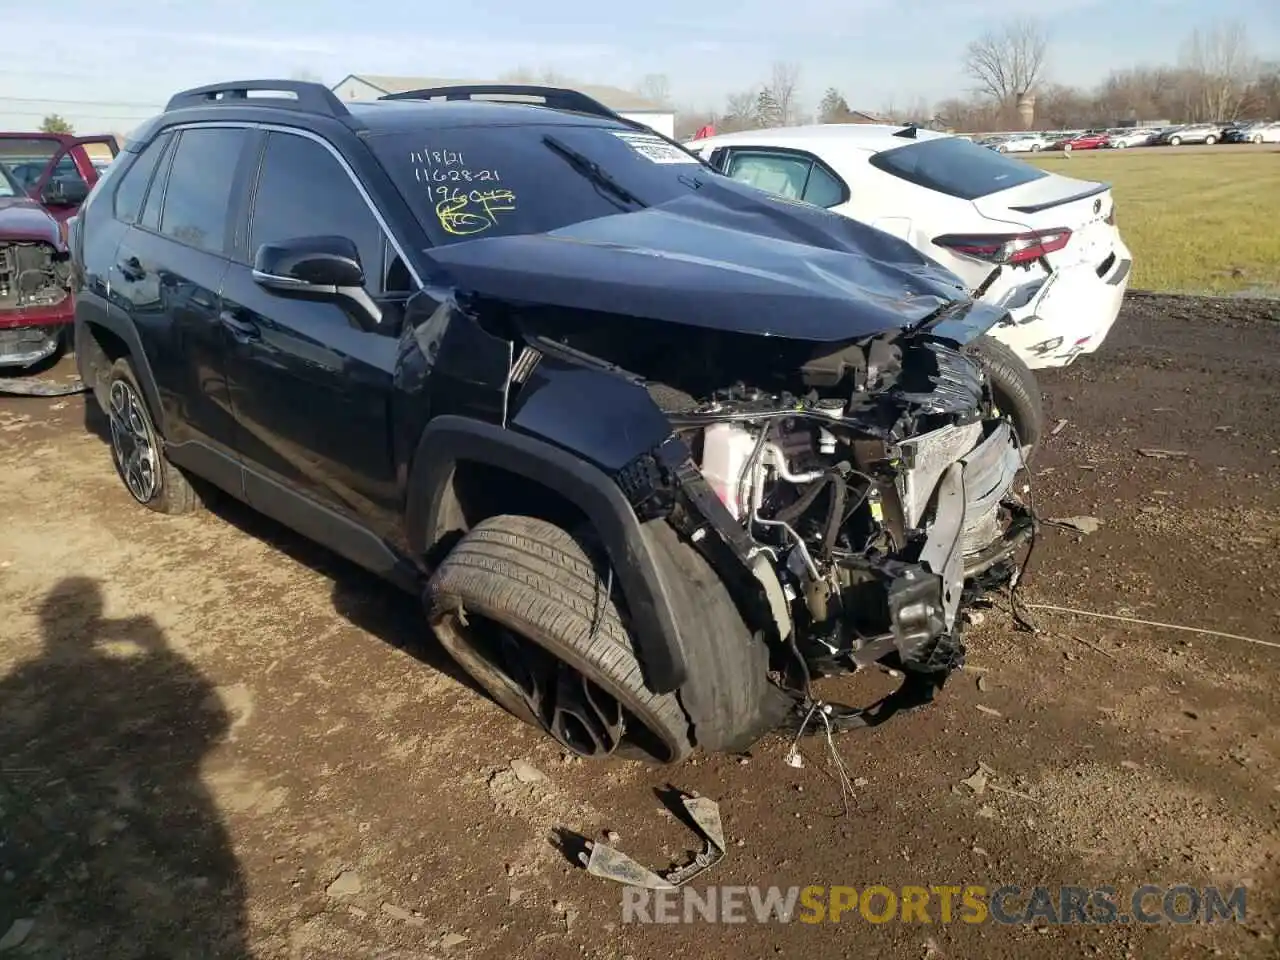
0,196,60,245
428,181,989,343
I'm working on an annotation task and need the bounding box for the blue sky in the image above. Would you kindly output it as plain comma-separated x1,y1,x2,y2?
1,0,1276,132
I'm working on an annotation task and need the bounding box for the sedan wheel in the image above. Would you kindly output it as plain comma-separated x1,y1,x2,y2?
1253,134,1263,144
1169,136,1182,146
1206,135,1217,145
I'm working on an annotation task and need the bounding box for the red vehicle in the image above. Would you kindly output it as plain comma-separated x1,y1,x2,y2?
0,132,118,368
1053,130,1111,152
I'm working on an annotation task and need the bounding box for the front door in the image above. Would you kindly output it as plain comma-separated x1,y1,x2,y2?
221,130,413,538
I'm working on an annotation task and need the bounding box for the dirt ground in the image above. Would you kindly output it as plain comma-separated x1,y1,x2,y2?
2,295,1278,959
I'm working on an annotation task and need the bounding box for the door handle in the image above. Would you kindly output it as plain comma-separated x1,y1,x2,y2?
219,310,260,341
116,256,144,282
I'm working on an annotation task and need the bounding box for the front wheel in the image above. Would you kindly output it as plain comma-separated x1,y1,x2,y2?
1169,136,1182,146
1205,135,1217,145
1030,144,1042,152
966,336,1045,460
1063,143,1073,153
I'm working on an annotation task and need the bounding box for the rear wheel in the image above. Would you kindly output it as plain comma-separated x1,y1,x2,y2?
1030,144,1042,152
1169,136,1182,146
1205,134,1217,145
1253,134,1264,144
105,358,201,515
966,336,1045,460
1063,143,1073,153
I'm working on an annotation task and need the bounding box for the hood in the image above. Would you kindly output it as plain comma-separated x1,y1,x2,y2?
428,181,990,344
0,196,61,245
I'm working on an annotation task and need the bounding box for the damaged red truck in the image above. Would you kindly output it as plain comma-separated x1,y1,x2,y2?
0,133,118,369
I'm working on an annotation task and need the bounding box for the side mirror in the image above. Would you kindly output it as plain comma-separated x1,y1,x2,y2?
41,177,90,207
252,235,382,326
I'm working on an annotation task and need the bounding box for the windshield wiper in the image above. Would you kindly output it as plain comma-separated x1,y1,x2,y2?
543,135,646,209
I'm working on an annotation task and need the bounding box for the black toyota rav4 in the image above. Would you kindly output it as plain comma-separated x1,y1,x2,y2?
70,80,1043,763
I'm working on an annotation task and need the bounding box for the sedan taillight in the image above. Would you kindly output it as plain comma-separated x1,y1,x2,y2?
932,228,1072,266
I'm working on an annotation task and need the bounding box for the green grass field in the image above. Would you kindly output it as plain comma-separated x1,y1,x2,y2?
1025,148,1280,296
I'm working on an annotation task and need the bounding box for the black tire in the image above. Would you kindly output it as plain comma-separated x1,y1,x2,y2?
426,515,788,763
966,335,1045,458
426,515,695,763
104,358,201,515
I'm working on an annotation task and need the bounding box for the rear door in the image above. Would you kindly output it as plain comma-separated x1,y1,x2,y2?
111,125,255,488
221,129,414,537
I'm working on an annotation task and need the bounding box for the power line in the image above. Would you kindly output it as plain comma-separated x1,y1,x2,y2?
0,96,164,109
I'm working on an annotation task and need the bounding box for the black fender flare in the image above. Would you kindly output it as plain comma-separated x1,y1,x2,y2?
74,310,169,436
405,415,689,694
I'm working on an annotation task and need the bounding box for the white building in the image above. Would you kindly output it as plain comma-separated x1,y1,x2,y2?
331,75,675,139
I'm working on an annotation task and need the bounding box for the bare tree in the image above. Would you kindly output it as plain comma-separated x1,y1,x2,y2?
963,18,1049,118
718,88,761,131
762,61,801,126
635,73,672,106
1181,21,1259,120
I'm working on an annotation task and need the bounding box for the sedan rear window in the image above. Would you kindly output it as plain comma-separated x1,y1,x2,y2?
869,136,1047,200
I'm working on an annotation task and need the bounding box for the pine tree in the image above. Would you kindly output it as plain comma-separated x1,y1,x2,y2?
818,88,852,124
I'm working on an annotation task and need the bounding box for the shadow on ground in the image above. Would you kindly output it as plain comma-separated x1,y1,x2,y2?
0,577,246,958
81,398,477,692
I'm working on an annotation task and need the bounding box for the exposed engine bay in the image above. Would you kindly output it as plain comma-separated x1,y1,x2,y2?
0,241,70,311
599,326,1039,730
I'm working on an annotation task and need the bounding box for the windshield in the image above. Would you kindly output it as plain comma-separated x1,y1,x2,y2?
869,135,1047,200
0,163,19,198
368,123,709,245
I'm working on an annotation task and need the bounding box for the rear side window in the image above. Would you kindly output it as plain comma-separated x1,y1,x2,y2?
723,150,847,208
112,133,170,224
159,127,248,253
869,136,1046,200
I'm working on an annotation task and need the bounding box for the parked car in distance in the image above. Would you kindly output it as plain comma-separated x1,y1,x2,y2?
1107,128,1159,148
993,133,1051,153
1055,130,1111,151
1224,120,1280,144
69,80,1044,764
1156,123,1220,145
685,123,1132,370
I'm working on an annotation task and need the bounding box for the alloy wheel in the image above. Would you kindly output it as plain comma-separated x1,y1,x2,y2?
108,379,160,503
464,613,628,758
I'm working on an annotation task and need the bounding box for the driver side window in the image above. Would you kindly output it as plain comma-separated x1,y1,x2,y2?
248,133,391,295
722,149,848,209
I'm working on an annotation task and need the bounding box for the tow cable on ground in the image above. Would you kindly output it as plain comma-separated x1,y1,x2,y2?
0,377,91,397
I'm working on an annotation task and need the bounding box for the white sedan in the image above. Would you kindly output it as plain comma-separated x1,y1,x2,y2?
1107,128,1159,148
993,133,1052,153
685,124,1133,370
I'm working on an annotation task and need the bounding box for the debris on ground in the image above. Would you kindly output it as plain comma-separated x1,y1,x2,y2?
1045,515,1102,535
580,792,727,889
440,932,469,949
381,903,424,926
1136,448,1189,459
1051,418,1069,436
325,870,363,898
975,704,1003,718
0,376,90,397
509,759,547,783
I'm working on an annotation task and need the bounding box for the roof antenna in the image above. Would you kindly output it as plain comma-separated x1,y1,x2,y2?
892,122,919,139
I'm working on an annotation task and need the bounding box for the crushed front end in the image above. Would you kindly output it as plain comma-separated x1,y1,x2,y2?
616,325,1036,731
0,240,73,369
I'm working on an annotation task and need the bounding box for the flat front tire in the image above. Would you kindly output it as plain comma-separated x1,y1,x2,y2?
966,336,1045,460
426,515,694,763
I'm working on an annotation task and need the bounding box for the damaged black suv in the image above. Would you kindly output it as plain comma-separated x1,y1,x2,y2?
70,80,1042,763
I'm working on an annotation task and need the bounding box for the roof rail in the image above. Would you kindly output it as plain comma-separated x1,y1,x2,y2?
165,80,350,118
379,84,622,123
